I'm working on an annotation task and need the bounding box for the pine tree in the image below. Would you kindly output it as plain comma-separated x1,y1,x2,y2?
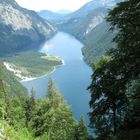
0,79,12,123
118,80,140,140
24,88,36,127
30,88,36,109
31,79,77,139
75,116,88,140
88,0,140,139
107,0,140,138
47,78,58,99
88,56,127,139
0,79,6,120
47,78,63,108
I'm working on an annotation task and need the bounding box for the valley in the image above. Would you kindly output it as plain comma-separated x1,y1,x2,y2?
0,0,121,130
51,0,121,64
0,0,139,139
22,32,92,123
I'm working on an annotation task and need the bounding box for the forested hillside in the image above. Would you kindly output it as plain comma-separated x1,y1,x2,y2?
82,21,117,64
0,73,89,139
0,62,27,96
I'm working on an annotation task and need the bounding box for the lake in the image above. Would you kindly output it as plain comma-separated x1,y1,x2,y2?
22,32,92,124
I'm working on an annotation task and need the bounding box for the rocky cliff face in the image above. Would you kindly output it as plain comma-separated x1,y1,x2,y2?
55,0,121,64
0,0,56,56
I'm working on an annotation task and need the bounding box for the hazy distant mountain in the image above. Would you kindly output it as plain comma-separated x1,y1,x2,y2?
56,0,122,63
38,9,72,22
0,0,56,56
59,0,122,20
38,10,63,22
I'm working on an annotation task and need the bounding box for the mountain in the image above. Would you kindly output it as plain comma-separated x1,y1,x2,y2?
56,0,122,64
38,9,72,22
82,22,117,63
58,7,108,39
38,10,63,22
57,0,122,21
0,0,56,56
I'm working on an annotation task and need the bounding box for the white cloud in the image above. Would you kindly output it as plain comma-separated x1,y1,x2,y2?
15,0,91,12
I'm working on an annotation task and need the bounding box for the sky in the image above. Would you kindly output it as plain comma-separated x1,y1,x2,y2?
15,0,91,12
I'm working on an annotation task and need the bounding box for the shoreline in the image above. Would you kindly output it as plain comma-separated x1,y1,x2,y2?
3,56,65,82
21,60,65,82
3,57,65,83
21,66,56,82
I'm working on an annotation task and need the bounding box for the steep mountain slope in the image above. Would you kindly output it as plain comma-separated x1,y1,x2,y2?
58,7,108,39
64,0,118,19
0,62,27,96
0,0,56,56
56,0,122,64
82,22,117,63
57,0,122,26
